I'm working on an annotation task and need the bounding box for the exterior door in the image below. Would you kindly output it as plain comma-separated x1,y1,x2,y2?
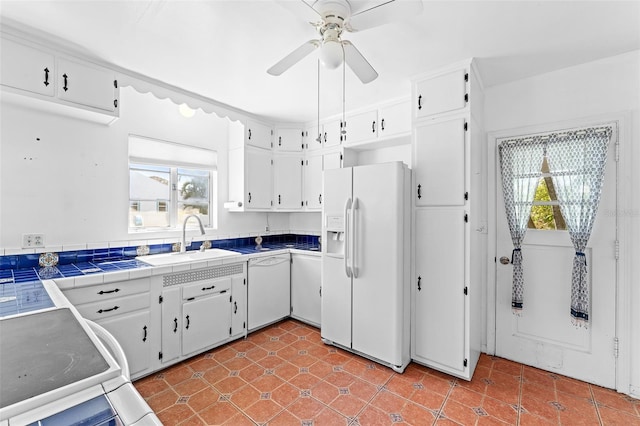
494,129,617,388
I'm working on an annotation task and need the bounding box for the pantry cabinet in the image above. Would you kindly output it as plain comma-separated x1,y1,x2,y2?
290,253,321,327
411,59,484,381
61,277,152,378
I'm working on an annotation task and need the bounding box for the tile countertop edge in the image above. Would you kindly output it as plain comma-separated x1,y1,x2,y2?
53,247,321,289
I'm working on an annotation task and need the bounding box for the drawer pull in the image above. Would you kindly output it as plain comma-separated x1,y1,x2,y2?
97,306,119,314
142,325,148,342
185,315,190,330
202,285,216,291
234,301,238,314
98,288,120,295
173,318,178,333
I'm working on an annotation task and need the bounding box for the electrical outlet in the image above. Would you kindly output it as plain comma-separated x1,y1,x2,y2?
22,234,45,248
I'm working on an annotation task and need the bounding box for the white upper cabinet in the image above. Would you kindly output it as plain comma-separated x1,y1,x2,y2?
275,128,303,152
245,148,273,209
304,152,323,210
1,38,55,97
273,154,303,210
57,57,117,112
343,110,377,146
245,120,273,149
414,116,467,207
323,118,343,148
343,99,411,147
415,69,467,118
304,124,323,151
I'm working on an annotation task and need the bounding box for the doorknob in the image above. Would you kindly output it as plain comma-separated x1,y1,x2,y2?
499,256,511,265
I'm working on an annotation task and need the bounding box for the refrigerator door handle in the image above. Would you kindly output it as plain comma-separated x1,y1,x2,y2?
351,197,359,278
344,198,352,278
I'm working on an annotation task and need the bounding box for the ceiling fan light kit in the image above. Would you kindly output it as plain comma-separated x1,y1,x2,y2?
268,0,423,84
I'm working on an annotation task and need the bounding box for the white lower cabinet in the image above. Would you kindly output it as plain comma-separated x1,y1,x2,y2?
413,208,466,373
61,277,153,378
290,253,321,327
182,289,231,356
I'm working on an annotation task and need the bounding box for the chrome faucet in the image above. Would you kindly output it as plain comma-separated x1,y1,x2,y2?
181,214,205,253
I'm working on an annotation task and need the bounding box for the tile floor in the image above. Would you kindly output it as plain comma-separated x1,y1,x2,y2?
134,319,640,425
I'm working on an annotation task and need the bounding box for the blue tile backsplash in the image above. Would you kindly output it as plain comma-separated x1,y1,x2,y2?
0,234,320,284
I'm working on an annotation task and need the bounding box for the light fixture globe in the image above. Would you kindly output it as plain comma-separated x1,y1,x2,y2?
319,39,343,69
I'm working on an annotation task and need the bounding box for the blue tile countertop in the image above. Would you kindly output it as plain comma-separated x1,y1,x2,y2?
0,234,320,285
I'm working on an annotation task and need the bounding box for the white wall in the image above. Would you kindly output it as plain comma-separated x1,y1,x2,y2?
0,86,289,251
484,50,640,396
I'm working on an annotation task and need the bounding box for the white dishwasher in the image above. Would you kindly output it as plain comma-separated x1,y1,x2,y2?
248,254,291,331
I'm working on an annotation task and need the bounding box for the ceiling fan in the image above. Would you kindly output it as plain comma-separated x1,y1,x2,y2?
267,0,423,84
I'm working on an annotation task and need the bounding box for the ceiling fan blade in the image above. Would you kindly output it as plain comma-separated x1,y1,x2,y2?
342,40,378,84
274,0,321,24
346,0,424,32
267,40,320,76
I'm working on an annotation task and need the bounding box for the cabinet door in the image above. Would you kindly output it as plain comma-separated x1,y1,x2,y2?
1,39,55,97
323,151,342,171
304,124,323,151
275,128,303,152
291,254,321,326
415,69,467,118
98,310,151,377
379,101,411,139
273,154,303,210
344,110,377,146
304,153,323,210
57,58,116,112
414,117,466,206
231,275,247,337
246,120,273,149
323,119,343,148
246,148,273,209
182,293,230,356
413,208,466,372
161,286,182,364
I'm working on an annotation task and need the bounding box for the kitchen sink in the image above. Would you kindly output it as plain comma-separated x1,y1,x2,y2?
135,248,239,266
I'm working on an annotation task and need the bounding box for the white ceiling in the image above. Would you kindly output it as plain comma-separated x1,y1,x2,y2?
1,0,639,123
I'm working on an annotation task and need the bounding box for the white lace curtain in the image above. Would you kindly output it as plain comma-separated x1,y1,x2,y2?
498,126,612,326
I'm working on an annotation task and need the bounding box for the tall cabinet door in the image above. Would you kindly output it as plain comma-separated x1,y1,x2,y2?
274,154,303,209
414,117,466,206
413,208,466,372
246,148,272,209
351,162,406,366
304,153,323,210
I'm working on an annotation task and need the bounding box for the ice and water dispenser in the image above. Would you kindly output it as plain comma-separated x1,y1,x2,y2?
325,214,346,256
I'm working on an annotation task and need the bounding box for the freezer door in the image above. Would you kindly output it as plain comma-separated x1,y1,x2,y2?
351,162,407,366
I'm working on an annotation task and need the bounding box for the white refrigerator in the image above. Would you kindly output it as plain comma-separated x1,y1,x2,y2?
321,161,411,373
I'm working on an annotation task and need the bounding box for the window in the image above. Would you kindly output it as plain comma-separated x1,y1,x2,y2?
128,135,217,231
528,157,567,230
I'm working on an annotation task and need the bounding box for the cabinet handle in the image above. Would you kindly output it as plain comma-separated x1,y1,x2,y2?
248,192,252,203
173,318,178,333
417,184,422,199
142,325,148,342
201,285,216,291
63,73,69,92
418,276,422,291
324,132,327,143
98,288,120,295
185,315,190,330
319,194,322,204
234,301,238,314
418,95,422,110
372,121,376,133
381,118,385,131
43,67,50,87
278,194,281,205
319,286,322,296
279,136,282,146
248,129,252,140
97,306,119,314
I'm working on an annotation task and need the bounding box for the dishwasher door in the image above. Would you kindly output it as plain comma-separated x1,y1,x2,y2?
248,254,291,331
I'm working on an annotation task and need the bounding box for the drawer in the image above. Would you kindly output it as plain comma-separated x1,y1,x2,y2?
182,277,231,300
64,278,150,305
74,292,150,321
